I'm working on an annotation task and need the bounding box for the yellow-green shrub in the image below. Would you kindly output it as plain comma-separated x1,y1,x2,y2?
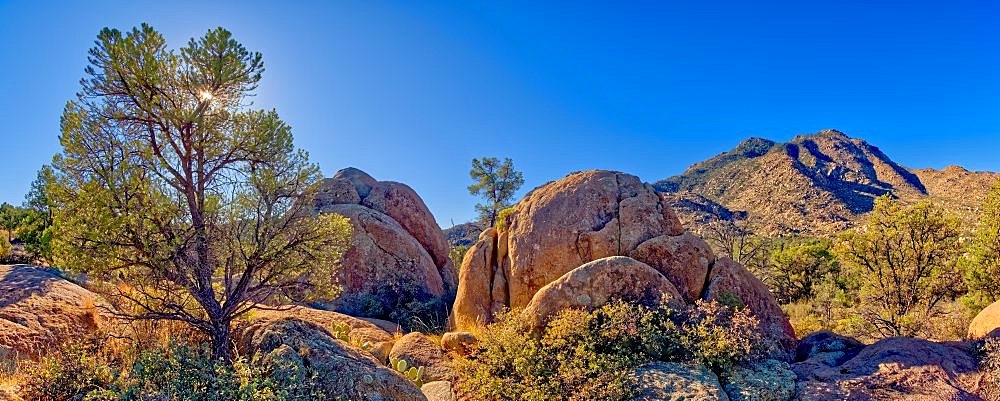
456,300,765,401
17,340,112,401
16,341,325,401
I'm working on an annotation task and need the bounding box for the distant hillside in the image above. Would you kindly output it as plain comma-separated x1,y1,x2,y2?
654,129,999,236
444,222,484,248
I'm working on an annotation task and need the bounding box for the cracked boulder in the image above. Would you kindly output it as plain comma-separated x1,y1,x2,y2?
503,170,684,308
450,170,795,355
313,168,456,321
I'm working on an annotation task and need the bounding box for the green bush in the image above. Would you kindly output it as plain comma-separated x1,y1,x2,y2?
680,300,763,372
17,342,326,401
456,300,764,401
98,344,325,401
337,270,453,333
17,340,112,401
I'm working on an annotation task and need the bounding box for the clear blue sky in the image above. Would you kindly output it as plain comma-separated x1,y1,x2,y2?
1,1,998,225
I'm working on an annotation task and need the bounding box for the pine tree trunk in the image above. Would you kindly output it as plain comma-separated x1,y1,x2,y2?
210,320,233,362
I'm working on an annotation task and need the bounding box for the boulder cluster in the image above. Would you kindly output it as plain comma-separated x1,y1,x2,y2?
4,167,1000,401
451,170,796,350
312,168,457,318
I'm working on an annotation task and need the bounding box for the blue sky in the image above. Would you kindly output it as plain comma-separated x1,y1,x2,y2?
1,1,997,225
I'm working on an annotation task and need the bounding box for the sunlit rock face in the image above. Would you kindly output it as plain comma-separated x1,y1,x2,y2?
451,170,795,353
313,167,456,321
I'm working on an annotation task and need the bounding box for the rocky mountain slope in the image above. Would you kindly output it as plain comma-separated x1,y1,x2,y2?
654,129,999,236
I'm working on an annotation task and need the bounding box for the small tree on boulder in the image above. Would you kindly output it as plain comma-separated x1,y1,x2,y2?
468,157,523,227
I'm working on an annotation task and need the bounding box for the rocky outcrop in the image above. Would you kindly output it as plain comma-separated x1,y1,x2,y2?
313,168,456,320
970,300,1000,339
251,305,396,361
721,359,795,401
0,264,109,359
630,362,729,401
451,170,794,353
502,171,684,308
792,336,984,400
388,333,453,382
236,317,427,401
521,256,682,329
452,170,685,327
704,257,797,351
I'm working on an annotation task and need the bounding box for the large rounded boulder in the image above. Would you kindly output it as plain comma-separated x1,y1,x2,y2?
0,264,110,358
704,257,797,351
521,256,682,329
630,232,715,303
503,171,684,307
969,300,1000,339
314,168,456,321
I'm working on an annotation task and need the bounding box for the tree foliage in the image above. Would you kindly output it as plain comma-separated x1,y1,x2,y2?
0,202,25,243
964,178,1000,312
468,157,524,227
49,24,351,360
18,165,57,260
835,195,963,338
767,239,838,304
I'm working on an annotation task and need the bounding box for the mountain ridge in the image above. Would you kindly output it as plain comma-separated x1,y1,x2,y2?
654,129,999,236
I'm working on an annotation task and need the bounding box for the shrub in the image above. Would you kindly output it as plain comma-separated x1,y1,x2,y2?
680,300,763,372
17,340,113,401
449,245,470,268
336,269,453,333
0,236,10,261
456,300,764,401
836,196,963,338
16,341,325,401
978,337,1000,401
97,344,325,401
